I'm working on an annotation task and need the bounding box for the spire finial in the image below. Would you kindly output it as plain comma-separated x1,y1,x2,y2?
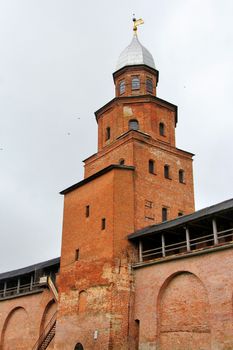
132,15,144,36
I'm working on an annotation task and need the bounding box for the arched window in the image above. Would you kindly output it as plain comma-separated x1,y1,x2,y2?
119,80,125,94
146,78,153,93
164,165,170,179
129,119,139,131
159,122,165,136
74,343,84,350
149,160,155,174
119,158,125,165
132,76,140,90
179,169,185,183
105,127,110,141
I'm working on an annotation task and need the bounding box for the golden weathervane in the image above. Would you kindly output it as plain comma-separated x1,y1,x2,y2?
133,16,144,35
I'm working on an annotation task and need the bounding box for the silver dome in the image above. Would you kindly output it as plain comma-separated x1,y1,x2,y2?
116,35,155,71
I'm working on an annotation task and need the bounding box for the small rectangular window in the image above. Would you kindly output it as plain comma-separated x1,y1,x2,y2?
149,160,155,174
178,211,183,217
162,208,168,222
105,127,111,141
164,165,170,179
179,169,185,183
86,205,90,217
101,218,106,230
159,122,165,136
75,249,80,261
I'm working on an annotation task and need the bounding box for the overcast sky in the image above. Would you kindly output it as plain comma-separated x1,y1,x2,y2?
0,0,232,272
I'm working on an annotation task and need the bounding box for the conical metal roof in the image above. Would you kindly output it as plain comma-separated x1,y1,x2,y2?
116,35,155,71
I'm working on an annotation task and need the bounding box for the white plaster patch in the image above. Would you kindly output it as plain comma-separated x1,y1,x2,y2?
123,106,133,117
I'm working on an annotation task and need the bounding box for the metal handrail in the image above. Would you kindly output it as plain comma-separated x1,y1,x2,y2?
218,228,233,235
189,237,214,247
141,228,233,260
142,232,217,254
32,311,57,350
0,281,45,298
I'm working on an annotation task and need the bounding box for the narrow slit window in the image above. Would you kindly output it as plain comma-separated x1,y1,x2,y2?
119,80,125,94
101,218,106,230
146,78,153,93
164,165,170,179
132,76,140,90
75,249,80,261
149,160,155,174
86,205,90,217
179,169,185,183
135,319,140,350
162,208,168,222
105,127,111,141
159,122,165,136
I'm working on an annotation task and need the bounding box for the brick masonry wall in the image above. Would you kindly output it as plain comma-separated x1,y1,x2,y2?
95,99,176,153
132,137,194,228
85,133,194,228
0,288,56,350
56,168,137,349
134,247,233,350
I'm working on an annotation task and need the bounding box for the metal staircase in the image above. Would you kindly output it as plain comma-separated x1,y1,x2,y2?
32,311,57,350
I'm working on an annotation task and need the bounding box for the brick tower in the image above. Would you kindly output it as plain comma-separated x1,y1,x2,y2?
55,20,195,350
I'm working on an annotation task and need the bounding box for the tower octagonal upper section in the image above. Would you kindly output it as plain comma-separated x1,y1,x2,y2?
113,34,159,98
113,64,159,98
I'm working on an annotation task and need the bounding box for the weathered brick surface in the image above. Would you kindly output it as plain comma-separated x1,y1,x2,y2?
85,132,194,227
94,98,176,154
134,248,233,349
0,289,56,350
56,168,137,349
56,65,195,349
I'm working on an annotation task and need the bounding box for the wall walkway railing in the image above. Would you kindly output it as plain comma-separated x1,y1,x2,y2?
139,227,233,263
0,280,46,300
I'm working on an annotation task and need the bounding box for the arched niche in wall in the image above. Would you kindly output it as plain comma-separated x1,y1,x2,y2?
157,271,211,350
39,299,57,336
1,306,30,350
78,290,87,314
74,343,84,350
